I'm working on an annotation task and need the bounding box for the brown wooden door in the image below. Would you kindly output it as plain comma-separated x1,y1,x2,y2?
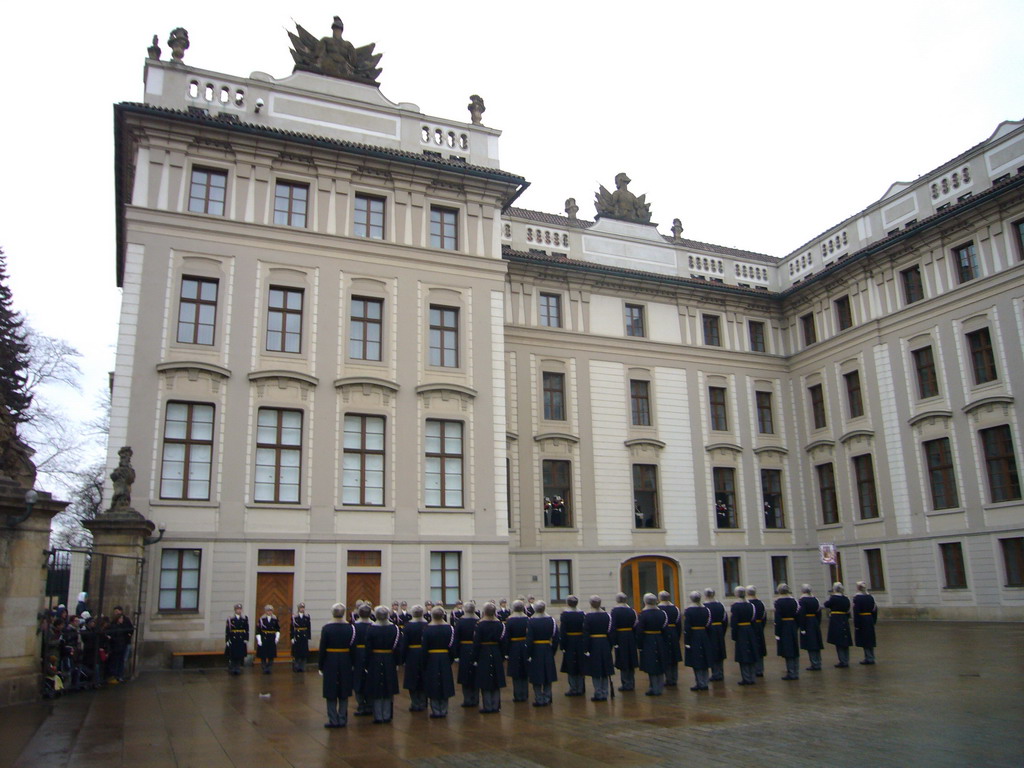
620,557,680,608
347,572,381,610
256,572,293,657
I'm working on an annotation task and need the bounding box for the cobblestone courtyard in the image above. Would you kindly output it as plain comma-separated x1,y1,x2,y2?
3,621,1022,768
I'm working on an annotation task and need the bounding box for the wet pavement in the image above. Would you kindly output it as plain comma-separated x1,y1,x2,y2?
3,621,1022,767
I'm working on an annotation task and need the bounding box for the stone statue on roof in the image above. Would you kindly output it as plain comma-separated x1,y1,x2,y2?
110,446,136,514
167,28,189,63
289,16,383,85
594,173,652,224
468,95,485,125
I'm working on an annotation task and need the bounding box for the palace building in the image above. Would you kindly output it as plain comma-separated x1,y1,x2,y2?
110,22,1024,663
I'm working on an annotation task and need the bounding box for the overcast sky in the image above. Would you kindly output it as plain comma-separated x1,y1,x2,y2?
2,1,1022,455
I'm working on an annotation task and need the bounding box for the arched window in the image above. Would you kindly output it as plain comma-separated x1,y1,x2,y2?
620,556,680,608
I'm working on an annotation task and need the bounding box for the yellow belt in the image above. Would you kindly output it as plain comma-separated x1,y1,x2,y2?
325,648,349,653
565,632,583,636
806,613,817,617
858,612,873,616
373,649,393,654
510,636,526,641
481,641,498,645
667,623,677,627
737,622,751,626
643,630,662,634
407,644,422,649
781,617,795,621
356,644,366,648
691,627,705,630
231,629,246,633
428,649,449,654
460,640,473,644
616,627,633,632
533,640,551,644
832,611,847,615
711,622,723,625
590,634,607,638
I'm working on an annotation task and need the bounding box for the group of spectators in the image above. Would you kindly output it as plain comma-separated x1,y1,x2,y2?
38,592,135,697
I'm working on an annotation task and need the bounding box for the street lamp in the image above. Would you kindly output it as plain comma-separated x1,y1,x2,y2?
4,488,38,527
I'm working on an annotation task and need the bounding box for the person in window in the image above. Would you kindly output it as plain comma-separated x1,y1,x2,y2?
773,584,804,681
473,602,507,713
683,591,714,691
365,605,401,724
318,603,355,728
798,585,824,671
559,595,587,697
703,588,728,682
823,583,853,668
256,604,280,674
853,581,878,665
291,602,311,673
422,606,457,718
225,603,249,676
730,587,758,686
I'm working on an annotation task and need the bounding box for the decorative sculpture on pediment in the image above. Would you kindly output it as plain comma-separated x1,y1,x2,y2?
594,172,652,224
564,198,579,220
671,218,684,241
148,35,162,61
167,28,189,63
468,95,485,125
289,16,383,85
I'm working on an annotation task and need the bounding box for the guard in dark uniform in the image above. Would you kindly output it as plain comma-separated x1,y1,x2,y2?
611,592,639,691
474,602,507,713
683,591,713,691
853,581,878,664
225,603,249,675
747,585,767,677
559,595,587,697
450,600,465,625
401,605,428,711
318,603,355,728
773,584,803,680
525,595,537,617
526,600,559,706
505,600,530,702
823,582,853,667
583,595,614,701
256,605,280,674
798,584,823,670
703,588,728,681
398,601,412,626
730,587,758,685
291,602,311,672
496,599,511,622
422,606,457,717
352,603,374,715
365,605,401,724
636,593,670,696
658,591,682,687
455,601,480,707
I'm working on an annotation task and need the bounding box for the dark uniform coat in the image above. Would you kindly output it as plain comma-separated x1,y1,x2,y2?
823,594,853,647
610,605,639,671
636,608,670,674
730,601,758,664
401,620,427,691
291,613,311,657
852,593,878,648
749,598,767,659
256,615,280,660
422,623,457,700
705,600,728,662
318,621,355,700
659,603,684,664
683,605,714,669
473,619,507,690
351,620,372,694
454,616,479,685
798,596,824,651
583,610,615,677
364,622,401,698
526,614,559,685
505,615,530,679
496,606,511,622
559,610,587,676
225,614,249,662
773,596,803,658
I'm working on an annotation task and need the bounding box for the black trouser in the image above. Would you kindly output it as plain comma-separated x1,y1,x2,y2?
692,667,709,688
372,697,393,723
461,684,478,706
739,663,756,683
836,645,850,665
533,682,552,705
618,667,635,690
409,689,427,710
512,676,528,701
591,675,610,700
784,656,800,678
429,697,449,717
481,688,501,711
326,697,348,726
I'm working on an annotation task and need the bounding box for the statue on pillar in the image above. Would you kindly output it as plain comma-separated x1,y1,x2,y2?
147,35,162,61
468,95,485,125
565,198,579,220
288,17,383,85
0,393,35,490
594,173,652,224
167,28,189,63
109,446,136,514
671,218,684,241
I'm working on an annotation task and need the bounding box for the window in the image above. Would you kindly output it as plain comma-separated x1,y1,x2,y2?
254,408,302,503
1013,219,1024,261
160,402,214,500
188,167,226,216
354,194,385,239
865,549,886,591
939,542,967,589
266,287,303,353
158,549,201,611
722,557,742,595
630,380,651,426
953,242,979,283
980,425,1021,502
901,265,924,304
425,420,463,508
259,549,296,566
539,293,562,328
430,206,458,250
342,415,385,506
542,459,572,527
844,371,864,419
853,454,879,519
632,464,659,529
177,277,218,345
714,467,737,529
801,313,817,346
834,295,853,331
349,297,383,361
549,559,572,603
829,550,844,588
966,328,997,384
761,469,785,528
817,463,839,525
624,303,646,337
912,346,940,399
542,372,566,421
428,305,459,367
923,437,959,510
702,314,721,346
755,391,774,434
808,384,827,430
748,320,766,352
1000,537,1024,587
273,181,308,227
770,555,789,592
430,551,461,605
709,387,728,431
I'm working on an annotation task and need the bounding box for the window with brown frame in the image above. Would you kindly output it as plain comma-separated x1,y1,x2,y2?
709,387,728,431
714,467,737,529
801,312,817,346
542,372,566,421
273,180,308,227
966,328,997,384
632,464,659,529
722,557,742,595
258,549,296,566
853,454,879,519
630,379,652,426
844,370,864,419
834,295,853,331
349,297,383,361
939,542,968,589
158,549,201,612
542,459,572,528
912,345,940,399
342,414,385,506
901,265,924,304
755,391,774,434
1000,537,1024,587
177,276,218,345
953,241,979,283
980,425,1021,502
160,402,214,500
539,293,562,328
828,550,844,587
625,303,646,337
429,206,458,250
188,167,226,216
923,437,959,510
748,320,766,352
424,419,463,508
266,286,303,353
770,555,789,592
428,305,459,367
549,559,572,603
254,408,302,503
808,384,827,430
761,469,785,528
430,551,461,604
354,194,385,239
702,314,721,346
817,462,839,525
865,548,886,591
347,550,381,567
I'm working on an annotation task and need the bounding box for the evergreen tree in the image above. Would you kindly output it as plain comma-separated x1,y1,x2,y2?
0,248,33,422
